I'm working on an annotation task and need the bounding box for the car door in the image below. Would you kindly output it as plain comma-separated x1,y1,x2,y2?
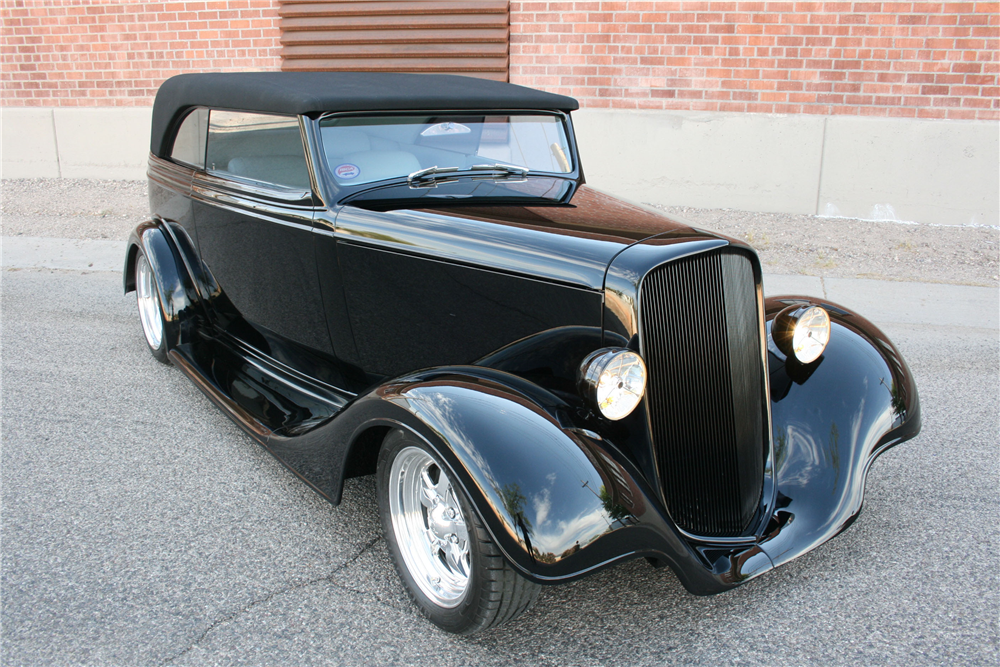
191,110,333,357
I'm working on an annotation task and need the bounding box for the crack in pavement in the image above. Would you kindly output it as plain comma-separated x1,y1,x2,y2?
161,535,383,666
324,577,414,614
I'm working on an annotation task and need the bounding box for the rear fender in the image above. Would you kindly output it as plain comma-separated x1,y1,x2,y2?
124,219,203,349
760,296,921,567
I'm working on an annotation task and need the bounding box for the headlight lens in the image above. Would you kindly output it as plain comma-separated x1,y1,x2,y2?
773,305,831,364
580,349,647,420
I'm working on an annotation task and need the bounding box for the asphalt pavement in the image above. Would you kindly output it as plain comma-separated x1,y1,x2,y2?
1,242,998,666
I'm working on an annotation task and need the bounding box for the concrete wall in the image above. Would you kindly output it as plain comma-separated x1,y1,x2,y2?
3,106,998,226
573,110,999,226
2,107,153,180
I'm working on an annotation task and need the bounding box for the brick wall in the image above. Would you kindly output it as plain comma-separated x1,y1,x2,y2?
510,2,999,120
1,0,281,107
4,1,997,119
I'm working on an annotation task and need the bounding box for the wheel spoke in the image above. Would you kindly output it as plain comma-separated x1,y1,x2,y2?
425,529,441,556
435,473,451,502
452,518,469,545
443,538,468,575
419,468,438,508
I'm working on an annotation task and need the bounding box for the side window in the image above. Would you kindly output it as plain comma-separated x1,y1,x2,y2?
205,110,310,190
170,108,208,168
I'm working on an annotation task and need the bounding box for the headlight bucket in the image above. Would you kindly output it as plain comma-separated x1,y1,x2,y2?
772,305,831,364
580,348,647,420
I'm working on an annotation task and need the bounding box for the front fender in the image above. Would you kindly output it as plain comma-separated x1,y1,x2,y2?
760,296,921,567
288,366,773,591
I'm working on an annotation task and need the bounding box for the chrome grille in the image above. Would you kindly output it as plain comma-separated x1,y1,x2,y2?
639,249,766,537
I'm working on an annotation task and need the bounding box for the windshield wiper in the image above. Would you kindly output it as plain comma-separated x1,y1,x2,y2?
407,163,529,188
469,163,529,176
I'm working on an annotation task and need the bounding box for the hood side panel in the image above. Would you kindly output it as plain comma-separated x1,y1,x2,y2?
335,185,722,291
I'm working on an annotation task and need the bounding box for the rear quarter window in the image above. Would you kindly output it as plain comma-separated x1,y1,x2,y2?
205,111,310,190
170,108,208,168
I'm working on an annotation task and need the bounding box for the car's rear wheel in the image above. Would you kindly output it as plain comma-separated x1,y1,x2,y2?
135,250,170,364
377,429,540,634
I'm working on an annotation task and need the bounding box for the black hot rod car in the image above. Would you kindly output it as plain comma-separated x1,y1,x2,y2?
126,72,920,634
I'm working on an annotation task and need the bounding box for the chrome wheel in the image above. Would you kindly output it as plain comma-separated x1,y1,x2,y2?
136,253,163,351
388,446,471,608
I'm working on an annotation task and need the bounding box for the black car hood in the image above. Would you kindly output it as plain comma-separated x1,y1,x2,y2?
334,184,730,292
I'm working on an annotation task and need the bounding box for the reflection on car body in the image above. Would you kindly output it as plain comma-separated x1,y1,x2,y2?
126,72,920,634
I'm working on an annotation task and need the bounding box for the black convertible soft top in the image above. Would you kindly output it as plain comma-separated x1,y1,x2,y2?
150,72,580,157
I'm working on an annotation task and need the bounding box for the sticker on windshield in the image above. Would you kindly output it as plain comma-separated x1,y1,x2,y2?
420,122,471,137
335,163,360,179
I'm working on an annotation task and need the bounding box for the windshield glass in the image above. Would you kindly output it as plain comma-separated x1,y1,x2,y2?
319,114,573,187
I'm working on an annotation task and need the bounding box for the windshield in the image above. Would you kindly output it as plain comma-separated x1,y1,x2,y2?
319,114,573,187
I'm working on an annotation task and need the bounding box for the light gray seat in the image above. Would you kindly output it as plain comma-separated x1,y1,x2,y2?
226,156,310,189
322,128,372,160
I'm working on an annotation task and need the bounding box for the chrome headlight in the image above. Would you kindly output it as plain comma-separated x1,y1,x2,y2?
772,305,831,364
580,348,647,420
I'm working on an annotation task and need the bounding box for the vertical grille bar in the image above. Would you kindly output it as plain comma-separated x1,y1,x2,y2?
639,249,765,537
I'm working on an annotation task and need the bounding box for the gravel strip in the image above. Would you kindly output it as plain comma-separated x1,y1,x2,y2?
655,204,999,288
1,179,147,241
2,178,996,286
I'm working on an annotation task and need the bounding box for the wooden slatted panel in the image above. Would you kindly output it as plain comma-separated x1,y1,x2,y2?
279,0,509,81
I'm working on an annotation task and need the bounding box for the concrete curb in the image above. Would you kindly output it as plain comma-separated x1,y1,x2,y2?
3,236,996,330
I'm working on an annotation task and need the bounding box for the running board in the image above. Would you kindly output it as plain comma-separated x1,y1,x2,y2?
167,339,353,505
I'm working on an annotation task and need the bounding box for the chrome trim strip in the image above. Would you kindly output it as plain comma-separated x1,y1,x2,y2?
195,170,311,204
299,115,329,208
756,271,778,536
191,175,315,230
147,153,193,193
190,189,315,231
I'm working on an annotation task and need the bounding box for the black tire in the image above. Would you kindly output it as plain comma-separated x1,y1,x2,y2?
377,429,541,634
134,248,171,365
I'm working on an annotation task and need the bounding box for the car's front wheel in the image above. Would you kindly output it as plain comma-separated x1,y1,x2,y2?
134,249,170,364
377,429,540,634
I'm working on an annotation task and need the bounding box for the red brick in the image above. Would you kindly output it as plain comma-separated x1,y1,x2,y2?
965,74,996,85
920,84,950,94
4,1,993,116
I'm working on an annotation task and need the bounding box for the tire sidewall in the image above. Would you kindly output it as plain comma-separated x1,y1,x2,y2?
376,430,491,634
135,248,171,364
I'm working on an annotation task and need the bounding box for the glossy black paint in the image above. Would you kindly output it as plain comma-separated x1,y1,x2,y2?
348,367,776,590
603,231,736,345
127,202,920,593
147,155,197,246
331,186,648,292
165,343,775,592
190,173,333,357
335,237,603,379
124,220,200,353
600,235,777,539
128,103,921,598
761,295,921,567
